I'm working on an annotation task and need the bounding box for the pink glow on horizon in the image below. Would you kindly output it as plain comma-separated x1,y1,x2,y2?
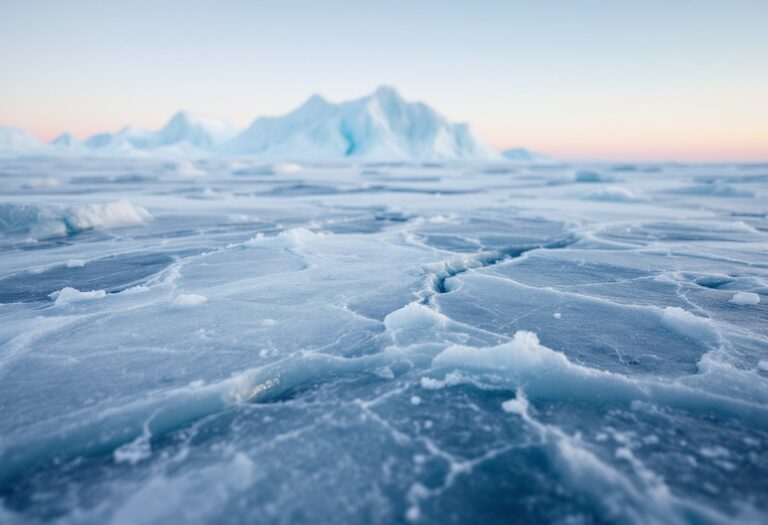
5,100,766,164
13,120,767,164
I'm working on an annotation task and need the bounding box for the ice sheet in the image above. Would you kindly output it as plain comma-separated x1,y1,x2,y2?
0,159,766,524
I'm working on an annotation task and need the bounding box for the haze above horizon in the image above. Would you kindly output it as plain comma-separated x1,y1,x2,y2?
1,0,766,162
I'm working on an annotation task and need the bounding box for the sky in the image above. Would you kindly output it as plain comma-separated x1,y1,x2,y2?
1,0,767,162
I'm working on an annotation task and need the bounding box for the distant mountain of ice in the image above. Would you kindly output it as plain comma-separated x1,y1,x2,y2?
51,132,81,148
82,112,240,157
0,88,541,161
158,111,240,148
502,147,555,163
0,126,48,157
220,86,501,161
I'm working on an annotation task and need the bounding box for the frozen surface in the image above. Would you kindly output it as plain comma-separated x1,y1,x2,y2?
0,159,767,524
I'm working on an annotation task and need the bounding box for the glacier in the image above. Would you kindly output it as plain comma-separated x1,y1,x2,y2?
0,156,767,524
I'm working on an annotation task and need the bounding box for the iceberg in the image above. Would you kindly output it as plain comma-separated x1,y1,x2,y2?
81,112,240,157
0,126,50,157
502,147,555,163
220,86,502,161
0,88,517,161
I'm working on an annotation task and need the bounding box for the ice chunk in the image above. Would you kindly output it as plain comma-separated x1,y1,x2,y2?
172,160,206,177
434,330,571,373
661,307,718,342
21,177,59,189
384,302,446,331
233,162,303,175
501,390,529,416
672,184,755,198
67,200,152,231
244,227,325,249
50,287,107,306
0,200,151,240
574,170,619,183
729,292,760,306
582,187,643,202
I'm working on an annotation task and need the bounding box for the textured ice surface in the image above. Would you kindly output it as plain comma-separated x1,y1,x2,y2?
0,159,767,524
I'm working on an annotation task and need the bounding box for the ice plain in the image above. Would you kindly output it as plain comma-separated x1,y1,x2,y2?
0,157,767,524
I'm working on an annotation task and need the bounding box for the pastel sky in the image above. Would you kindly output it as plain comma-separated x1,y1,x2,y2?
1,0,766,162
